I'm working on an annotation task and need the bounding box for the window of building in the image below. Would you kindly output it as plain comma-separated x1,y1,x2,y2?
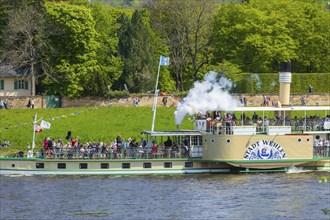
0,80,4,90
14,80,28,90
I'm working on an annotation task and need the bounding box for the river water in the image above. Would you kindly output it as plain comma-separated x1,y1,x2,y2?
1,171,329,220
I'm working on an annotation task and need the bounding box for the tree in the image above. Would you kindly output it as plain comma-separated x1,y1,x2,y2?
1,2,45,96
211,0,330,73
42,1,100,97
87,3,124,96
147,0,218,91
115,9,155,93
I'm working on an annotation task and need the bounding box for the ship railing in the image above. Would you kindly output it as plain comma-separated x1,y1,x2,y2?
37,145,200,160
207,119,329,135
313,144,330,157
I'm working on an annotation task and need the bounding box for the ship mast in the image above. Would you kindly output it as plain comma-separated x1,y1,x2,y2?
151,55,169,131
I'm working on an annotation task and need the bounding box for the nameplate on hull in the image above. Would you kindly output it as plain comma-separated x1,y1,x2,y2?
243,140,287,160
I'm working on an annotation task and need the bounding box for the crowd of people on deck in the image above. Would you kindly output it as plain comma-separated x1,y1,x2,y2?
199,111,330,134
313,137,330,157
35,135,191,160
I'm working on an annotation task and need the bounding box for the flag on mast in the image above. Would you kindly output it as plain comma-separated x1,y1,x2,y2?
34,124,42,133
40,120,51,129
160,56,170,66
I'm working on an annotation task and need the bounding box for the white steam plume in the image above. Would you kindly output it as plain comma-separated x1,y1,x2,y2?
174,71,239,125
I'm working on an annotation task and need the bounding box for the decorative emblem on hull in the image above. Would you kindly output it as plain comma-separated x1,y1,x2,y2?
243,140,287,160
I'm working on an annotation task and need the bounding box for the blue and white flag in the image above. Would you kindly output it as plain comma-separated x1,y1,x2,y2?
160,55,170,66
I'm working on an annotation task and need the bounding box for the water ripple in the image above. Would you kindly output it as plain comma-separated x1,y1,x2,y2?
0,172,329,219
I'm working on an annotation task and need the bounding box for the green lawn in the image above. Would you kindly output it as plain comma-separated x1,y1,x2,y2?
1,105,328,156
0,106,194,156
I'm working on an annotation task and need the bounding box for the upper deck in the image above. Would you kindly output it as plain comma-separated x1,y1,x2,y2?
195,105,330,136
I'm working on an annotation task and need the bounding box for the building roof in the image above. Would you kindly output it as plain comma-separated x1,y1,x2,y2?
0,65,30,78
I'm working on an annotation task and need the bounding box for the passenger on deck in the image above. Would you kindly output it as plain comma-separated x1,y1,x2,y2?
252,112,258,123
225,113,233,134
285,116,291,126
244,116,251,125
160,145,167,158
152,142,158,153
264,117,270,127
164,136,172,147
257,117,263,132
171,144,179,158
46,148,54,159
151,143,158,158
232,114,237,122
116,135,122,153
241,112,246,121
183,137,190,157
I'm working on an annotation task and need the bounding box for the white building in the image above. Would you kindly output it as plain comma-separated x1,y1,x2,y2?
0,65,32,96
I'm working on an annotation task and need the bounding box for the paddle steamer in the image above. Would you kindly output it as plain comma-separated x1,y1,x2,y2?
1,62,329,175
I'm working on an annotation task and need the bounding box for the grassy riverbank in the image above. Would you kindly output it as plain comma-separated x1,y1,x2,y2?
1,105,328,156
0,106,194,156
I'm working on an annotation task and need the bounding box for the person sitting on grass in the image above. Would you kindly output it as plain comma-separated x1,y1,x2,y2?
1,139,10,147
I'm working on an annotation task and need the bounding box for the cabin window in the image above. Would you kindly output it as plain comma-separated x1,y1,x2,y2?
11,164,15,168
0,80,4,90
204,139,207,143
122,163,130,169
57,163,66,169
79,163,88,169
14,80,28,90
100,163,109,169
143,162,152,168
298,138,302,142
191,136,202,146
211,139,215,143
164,162,172,168
185,162,193,168
306,138,310,142
36,163,44,169
226,139,231,144
315,135,320,140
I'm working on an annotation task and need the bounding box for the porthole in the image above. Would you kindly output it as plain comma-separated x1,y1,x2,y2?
298,138,302,142
226,139,231,144
58,163,66,169
164,162,172,168
315,135,320,140
36,163,44,169
122,163,130,169
79,163,88,169
11,164,15,168
204,139,207,143
100,163,109,169
185,162,193,168
211,139,215,143
143,163,152,168
306,138,310,142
